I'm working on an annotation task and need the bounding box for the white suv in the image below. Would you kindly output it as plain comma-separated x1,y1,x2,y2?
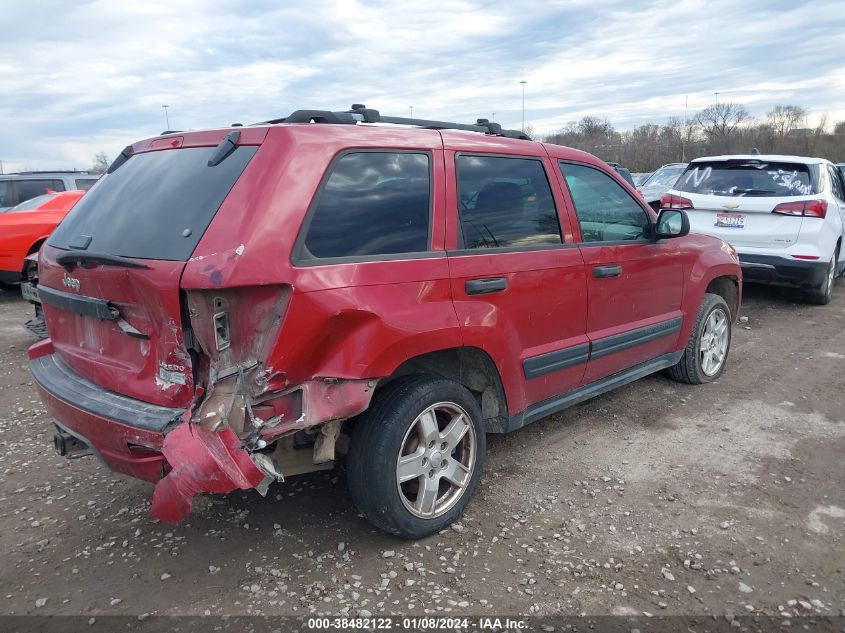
662,154,845,304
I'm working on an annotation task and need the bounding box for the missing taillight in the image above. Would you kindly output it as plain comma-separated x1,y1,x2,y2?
213,311,230,351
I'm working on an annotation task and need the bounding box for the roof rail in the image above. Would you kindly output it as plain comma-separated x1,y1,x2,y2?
11,170,92,175
262,104,532,140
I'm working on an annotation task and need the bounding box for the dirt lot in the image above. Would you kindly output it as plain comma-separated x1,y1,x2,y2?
0,284,843,622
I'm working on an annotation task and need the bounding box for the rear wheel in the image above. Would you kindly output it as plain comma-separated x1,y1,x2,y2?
346,375,485,539
804,249,837,305
668,293,731,384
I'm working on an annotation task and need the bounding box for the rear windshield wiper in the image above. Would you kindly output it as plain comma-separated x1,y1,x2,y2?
733,188,776,196
56,250,150,271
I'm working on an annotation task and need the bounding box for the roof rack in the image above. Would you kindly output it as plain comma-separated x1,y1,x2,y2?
262,104,532,140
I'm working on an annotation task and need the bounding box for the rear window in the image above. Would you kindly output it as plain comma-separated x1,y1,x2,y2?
5,193,56,213
642,165,685,188
48,146,257,261
676,160,817,197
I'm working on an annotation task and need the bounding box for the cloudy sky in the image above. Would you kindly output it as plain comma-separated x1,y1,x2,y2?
1,0,843,172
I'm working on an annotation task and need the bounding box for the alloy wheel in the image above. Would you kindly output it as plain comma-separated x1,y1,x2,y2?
699,307,729,377
396,402,476,519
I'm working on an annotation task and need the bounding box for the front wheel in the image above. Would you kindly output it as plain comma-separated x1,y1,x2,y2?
668,293,732,384
346,375,485,539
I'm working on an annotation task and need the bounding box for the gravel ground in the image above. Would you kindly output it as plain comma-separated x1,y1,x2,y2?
0,284,843,621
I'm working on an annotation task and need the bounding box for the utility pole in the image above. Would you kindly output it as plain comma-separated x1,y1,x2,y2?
162,104,171,130
519,80,527,132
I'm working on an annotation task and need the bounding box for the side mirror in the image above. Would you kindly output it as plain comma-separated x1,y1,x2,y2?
654,208,690,239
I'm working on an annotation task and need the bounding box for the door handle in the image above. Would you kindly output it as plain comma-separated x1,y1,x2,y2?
593,264,622,278
465,277,507,295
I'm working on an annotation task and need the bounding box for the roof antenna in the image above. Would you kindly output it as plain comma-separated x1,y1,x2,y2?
751,148,760,155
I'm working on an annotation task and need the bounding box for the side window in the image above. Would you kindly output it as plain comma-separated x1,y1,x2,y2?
456,155,561,249
16,179,61,204
560,163,650,243
0,182,10,207
300,152,431,260
75,179,98,190
827,166,844,202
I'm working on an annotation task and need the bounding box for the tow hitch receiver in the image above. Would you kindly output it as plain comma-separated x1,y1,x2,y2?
150,423,269,523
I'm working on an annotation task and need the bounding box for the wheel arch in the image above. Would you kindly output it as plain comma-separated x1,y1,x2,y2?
704,274,740,321
380,346,510,433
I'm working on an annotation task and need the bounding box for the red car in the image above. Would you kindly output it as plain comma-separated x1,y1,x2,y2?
29,107,741,538
0,190,85,289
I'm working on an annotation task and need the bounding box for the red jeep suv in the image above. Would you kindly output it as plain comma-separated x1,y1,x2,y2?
29,106,741,538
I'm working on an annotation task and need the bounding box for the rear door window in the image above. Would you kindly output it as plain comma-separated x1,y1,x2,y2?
455,155,561,249
560,163,650,243
0,182,11,207
676,160,816,197
298,151,431,260
16,179,65,203
827,165,845,202
48,146,258,261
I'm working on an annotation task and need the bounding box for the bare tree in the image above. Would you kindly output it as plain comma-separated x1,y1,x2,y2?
541,104,845,169
694,102,749,152
767,104,807,139
91,152,110,174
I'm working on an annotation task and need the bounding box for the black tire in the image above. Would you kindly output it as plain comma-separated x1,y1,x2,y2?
804,248,837,306
668,293,732,384
346,375,486,539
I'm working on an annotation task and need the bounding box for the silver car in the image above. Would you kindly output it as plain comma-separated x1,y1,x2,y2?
637,163,688,210
0,171,99,212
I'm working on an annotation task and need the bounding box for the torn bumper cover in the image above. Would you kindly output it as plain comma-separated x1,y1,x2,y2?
29,341,375,523
150,423,269,522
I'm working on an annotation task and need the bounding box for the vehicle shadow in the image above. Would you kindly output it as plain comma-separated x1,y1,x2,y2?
0,287,23,303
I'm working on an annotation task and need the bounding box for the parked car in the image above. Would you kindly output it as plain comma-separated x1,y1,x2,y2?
662,154,845,304
0,171,98,212
637,163,688,210
0,190,86,289
606,161,636,187
28,106,741,538
632,172,653,186
837,163,845,182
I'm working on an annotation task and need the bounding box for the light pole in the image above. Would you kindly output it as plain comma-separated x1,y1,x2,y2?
519,80,527,132
410,105,414,119
714,92,719,105
682,95,688,162
492,112,496,122
162,104,171,130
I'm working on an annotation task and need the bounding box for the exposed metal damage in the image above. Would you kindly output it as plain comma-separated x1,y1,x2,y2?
148,285,377,522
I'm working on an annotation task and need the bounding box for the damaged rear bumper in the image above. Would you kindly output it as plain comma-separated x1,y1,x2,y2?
29,341,269,522
30,343,181,483
28,340,374,523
